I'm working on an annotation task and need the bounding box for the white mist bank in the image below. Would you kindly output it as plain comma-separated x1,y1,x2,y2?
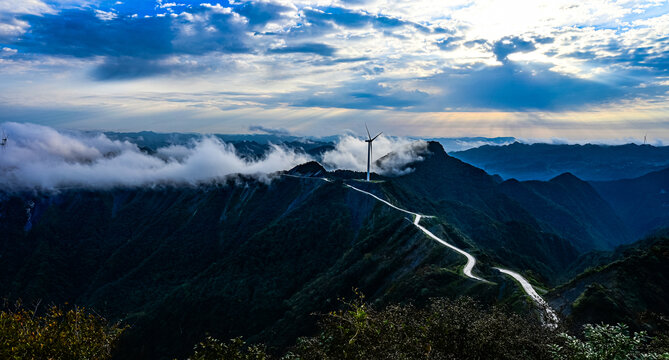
0,122,427,190
0,122,311,190
321,135,427,175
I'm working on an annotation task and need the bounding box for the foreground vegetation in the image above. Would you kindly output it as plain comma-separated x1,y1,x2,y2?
0,302,126,360
2,296,668,360
186,294,669,360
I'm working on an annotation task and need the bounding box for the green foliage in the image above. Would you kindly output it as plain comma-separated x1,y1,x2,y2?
286,292,557,360
0,302,126,360
550,323,669,360
188,336,269,360
183,295,669,360
551,235,669,329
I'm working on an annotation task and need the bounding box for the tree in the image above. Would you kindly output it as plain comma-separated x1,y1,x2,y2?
550,323,669,360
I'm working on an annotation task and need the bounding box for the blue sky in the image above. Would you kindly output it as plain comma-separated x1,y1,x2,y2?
1,0,669,141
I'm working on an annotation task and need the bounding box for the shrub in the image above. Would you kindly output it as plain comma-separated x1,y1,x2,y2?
549,323,669,360
286,293,556,360
0,302,126,360
188,336,269,360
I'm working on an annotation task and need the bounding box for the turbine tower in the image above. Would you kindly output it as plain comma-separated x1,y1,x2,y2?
364,124,382,182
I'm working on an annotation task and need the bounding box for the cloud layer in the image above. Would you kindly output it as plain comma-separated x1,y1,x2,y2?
1,0,669,140
0,122,311,190
321,135,427,175
0,122,426,190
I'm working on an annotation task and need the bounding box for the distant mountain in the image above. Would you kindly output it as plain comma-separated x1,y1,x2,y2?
591,167,669,239
452,142,669,181
1,141,664,359
391,143,629,254
424,137,517,152
499,173,631,252
103,131,335,159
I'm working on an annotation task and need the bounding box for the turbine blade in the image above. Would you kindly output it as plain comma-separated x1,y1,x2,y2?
365,123,371,140
371,132,383,141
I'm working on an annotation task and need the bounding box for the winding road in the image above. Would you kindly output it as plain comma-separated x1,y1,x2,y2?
284,174,558,326
494,268,559,325
347,182,559,326
345,184,486,282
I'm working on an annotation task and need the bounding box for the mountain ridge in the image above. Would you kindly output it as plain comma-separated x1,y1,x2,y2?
2,140,667,359
452,142,669,181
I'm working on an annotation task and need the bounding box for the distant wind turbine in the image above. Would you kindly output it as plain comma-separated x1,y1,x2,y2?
364,124,382,182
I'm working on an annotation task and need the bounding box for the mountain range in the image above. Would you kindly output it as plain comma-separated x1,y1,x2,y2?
1,139,668,359
451,142,669,181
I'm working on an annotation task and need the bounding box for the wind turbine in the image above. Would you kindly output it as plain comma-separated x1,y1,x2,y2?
364,124,382,182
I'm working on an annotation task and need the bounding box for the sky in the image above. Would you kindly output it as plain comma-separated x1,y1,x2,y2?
1,0,668,141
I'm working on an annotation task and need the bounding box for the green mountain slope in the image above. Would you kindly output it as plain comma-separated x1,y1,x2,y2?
0,174,513,359
1,141,660,359
382,142,627,281
499,173,631,252
592,167,669,239
548,230,669,329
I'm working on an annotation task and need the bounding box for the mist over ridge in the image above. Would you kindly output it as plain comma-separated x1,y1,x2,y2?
0,122,427,190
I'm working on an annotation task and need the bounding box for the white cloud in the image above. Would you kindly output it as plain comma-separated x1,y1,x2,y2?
0,17,30,39
1,47,17,56
0,0,54,15
1,0,668,142
0,122,311,190
0,122,432,190
94,9,117,21
321,134,426,175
